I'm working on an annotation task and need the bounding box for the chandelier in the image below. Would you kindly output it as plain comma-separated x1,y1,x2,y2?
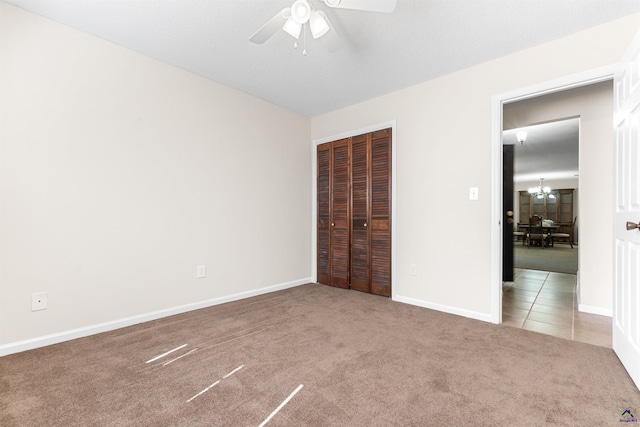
528,178,555,199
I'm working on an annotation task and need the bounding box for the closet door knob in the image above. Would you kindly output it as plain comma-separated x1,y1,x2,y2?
331,222,335,227
364,223,367,227
627,221,639,231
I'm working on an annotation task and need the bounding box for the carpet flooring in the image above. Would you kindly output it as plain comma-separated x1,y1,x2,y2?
514,243,578,274
2,283,638,426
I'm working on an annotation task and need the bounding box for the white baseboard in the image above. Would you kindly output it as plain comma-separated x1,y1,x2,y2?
578,303,612,317
393,294,493,323
0,277,311,357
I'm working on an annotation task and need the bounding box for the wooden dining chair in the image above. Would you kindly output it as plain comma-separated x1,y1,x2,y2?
550,216,576,248
527,215,548,248
513,224,526,245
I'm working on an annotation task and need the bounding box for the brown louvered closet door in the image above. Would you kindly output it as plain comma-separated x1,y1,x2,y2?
317,143,331,286
317,139,350,289
330,139,350,288
350,134,371,292
317,129,391,296
370,129,391,297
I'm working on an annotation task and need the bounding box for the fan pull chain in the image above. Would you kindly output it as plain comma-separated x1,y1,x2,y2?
291,23,308,55
302,23,307,56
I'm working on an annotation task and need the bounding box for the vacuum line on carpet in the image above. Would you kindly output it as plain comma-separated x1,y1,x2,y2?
185,364,245,403
258,384,304,427
146,344,188,364
223,365,244,379
187,380,220,403
163,348,198,367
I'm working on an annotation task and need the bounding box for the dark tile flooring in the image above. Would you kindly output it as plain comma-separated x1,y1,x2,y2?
503,268,612,348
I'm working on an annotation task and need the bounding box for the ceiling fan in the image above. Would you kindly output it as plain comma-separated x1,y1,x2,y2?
249,0,397,53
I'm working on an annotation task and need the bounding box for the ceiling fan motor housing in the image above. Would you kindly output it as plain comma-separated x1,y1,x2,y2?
291,0,311,24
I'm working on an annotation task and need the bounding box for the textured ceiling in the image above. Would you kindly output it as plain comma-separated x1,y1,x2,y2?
6,0,640,117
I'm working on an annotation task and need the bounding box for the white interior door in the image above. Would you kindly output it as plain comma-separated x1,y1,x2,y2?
613,29,640,390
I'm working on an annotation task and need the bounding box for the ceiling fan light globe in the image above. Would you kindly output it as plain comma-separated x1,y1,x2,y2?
291,0,311,24
283,17,302,39
324,0,341,6
310,11,330,38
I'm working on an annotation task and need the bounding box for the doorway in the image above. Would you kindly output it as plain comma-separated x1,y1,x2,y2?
504,118,580,271
491,67,617,328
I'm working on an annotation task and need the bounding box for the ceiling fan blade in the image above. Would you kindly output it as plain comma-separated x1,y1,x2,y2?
318,11,341,52
249,8,291,44
323,0,396,13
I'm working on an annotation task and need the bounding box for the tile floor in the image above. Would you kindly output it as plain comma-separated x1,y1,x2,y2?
503,268,612,348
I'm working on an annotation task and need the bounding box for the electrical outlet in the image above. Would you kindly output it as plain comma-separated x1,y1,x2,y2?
197,265,206,279
409,264,417,276
32,292,47,311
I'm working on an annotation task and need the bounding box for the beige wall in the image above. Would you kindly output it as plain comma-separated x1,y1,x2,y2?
312,14,640,319
3,2,640,353
0,4,311,351
504,83,613,313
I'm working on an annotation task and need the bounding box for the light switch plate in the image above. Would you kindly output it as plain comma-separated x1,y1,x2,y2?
197,265,206,279
409,264,417,276
469,187,479,201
